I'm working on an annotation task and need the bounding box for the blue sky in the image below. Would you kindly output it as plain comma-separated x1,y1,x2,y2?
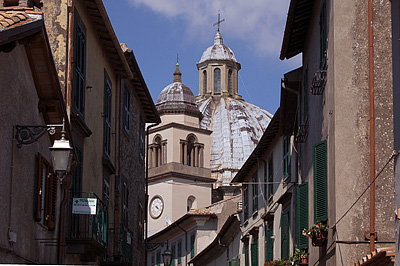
103,0,301,114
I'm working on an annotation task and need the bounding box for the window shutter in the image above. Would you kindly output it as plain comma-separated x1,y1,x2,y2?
297,183,308,249
231,259,240,266
244,242,249,266
281,212,289,260
35,153,45,221
265,228,273,262
250,241,258,266
190,234,195,258
314,141,327,221
177,241,182,264
47,165,57,230
171,244,176,266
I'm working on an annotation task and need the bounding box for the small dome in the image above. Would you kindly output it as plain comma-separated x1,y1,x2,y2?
157,64,202,118
199,31,237,63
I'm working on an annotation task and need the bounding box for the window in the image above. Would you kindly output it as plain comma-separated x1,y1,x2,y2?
243,185,249,220
303,67,309,121
35,153,57,230
228,69,233,94
320,0,327,68
252,172,258,213
104,73,112,157
214,68,221,93
71,144,82,197
244,240,250,266
123,85,130,133
297,183,309,249
265,226,273,262
156,250,161,266
151,253,155,266
154,135,162,167
251,237,258,266
103,179,110,209
171,244,176,266
122,183,129,227
314,140,327,221
187,135,195,166
73,18,86,117
177,240,182,264
138,203,144,242
267,156,273,199
139,116,145,160
187,196,196,212
281,212,289,260
283,136,290,178
228,259,240,266
203,70,207,93
190,233,195,258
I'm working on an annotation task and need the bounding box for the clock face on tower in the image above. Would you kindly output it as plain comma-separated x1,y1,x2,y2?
150,196,164,219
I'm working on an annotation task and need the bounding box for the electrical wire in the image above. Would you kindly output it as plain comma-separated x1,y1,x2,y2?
331,150,399,229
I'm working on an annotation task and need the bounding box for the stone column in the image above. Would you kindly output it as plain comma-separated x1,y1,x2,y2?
183,142,187,165
200,145,204,167
148,146,153,168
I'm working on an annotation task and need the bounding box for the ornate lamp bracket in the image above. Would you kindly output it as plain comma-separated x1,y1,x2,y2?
15,124,64,148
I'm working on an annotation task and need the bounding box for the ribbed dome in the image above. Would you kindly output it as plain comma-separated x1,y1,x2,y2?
199,30,237,63
197,97,273,183
157,64,202,118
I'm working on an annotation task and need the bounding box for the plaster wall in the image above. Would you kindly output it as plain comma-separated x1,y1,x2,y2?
159,113,200,128
0,45,59,264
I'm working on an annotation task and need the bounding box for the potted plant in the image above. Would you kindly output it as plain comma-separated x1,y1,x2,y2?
302,221,328,246
290,249,308,266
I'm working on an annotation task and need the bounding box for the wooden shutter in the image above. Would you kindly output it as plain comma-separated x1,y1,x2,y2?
250,241,258,266
177,241,182,264
314,141,327,221
190,234,195,258
36,153,45,221
231,259,240,266
281,212,289,260
244,242,249,266
265,228,273,262
171,244,176,266
297,183,308,249
46,165,57,230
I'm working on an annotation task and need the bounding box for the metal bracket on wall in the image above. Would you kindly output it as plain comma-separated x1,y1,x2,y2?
15,124,63,148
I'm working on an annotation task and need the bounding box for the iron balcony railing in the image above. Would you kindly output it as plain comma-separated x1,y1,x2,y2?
109,224,133,264
68,191,108,249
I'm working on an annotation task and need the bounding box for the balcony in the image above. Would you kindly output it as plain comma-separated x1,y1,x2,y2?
311,69,327,95
102,224,133,265
66,192,108,262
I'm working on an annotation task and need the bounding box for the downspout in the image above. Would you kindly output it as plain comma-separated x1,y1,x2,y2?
176,223,188,266
367,0,376,253
145,122,160,266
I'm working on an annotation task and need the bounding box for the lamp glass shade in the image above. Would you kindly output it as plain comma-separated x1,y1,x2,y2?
162,249,172,266
49,138,73,173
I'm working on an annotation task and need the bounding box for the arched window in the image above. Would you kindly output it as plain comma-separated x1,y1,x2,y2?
187,135,195,166
203,70,207,93
181,135,203,167
151,135,165,168
187,196,196,212
214,68,221,94
154,136,162,167
228,69,233,94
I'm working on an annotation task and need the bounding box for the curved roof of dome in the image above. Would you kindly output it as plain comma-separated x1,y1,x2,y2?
197,97,273,183
199,30,237,63
156,64,202,117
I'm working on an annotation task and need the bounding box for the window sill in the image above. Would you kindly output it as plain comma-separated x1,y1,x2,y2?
71,113,92,138
252,211,258,219
102,155,115,174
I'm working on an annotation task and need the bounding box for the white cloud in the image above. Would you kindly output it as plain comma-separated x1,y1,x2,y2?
127,0,290,58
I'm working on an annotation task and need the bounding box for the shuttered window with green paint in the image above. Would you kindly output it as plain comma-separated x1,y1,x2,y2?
244,241,249,266
297,183,309,249
314,140,327,221
171,244,176,266
190,234,195,258
228,258,240,266
265,227,273,262
177,240,182,264
251,239,258,266
281,212,289,260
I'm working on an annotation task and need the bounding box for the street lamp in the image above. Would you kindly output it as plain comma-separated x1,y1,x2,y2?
162,248,172,266
49,120,73,178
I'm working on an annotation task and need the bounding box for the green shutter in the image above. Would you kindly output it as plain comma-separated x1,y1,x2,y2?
314,141,327,221
244,242,249,266
297,183,309,249
281,212,289,260
177,241,182,264
251,241,258,266
190,234,195,258
265,228,273,262
171,245,176,266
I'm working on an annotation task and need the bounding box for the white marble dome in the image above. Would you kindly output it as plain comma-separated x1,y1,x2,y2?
197,97,273,183
199,31,237,63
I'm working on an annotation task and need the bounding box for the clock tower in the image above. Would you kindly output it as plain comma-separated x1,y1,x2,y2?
147,63,213,235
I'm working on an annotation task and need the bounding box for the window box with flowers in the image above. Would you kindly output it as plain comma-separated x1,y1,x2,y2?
302,221,328,246
264,259,291,266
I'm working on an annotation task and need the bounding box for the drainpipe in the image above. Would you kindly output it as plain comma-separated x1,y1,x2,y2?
367,0,376,253
176,223,188,266
145,122,160,266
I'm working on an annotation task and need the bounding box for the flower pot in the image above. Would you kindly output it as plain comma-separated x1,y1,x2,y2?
312,230,327,246
299,256,309,265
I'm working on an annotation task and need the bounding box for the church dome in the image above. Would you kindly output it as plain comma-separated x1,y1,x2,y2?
157,64,202,118
199,30,237,63
198,97,273,183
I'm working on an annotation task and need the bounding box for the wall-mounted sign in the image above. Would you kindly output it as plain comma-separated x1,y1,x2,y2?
72,198,97,215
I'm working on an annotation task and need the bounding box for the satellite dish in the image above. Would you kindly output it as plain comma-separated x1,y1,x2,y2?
166,216,172,226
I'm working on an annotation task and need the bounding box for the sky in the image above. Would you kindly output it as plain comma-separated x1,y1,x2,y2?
102,0,301,114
